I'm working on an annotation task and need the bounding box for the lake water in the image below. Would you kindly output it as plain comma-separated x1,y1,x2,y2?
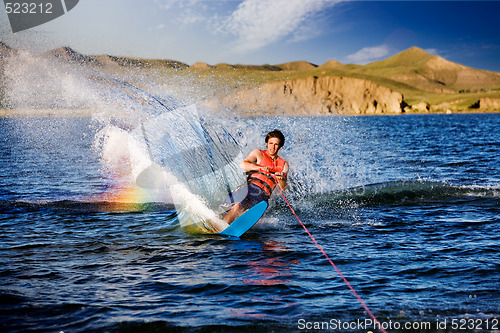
0,113,499,332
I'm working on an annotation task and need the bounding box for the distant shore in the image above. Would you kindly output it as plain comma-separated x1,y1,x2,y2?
1,107,498,118
0,108,94,118
2,45,500,117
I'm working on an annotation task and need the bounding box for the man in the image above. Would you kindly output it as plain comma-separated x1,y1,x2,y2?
222,129,289,224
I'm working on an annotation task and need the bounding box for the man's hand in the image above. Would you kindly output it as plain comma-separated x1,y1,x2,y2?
274,171,286,180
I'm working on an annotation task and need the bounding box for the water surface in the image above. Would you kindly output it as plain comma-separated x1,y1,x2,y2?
0,114,499,332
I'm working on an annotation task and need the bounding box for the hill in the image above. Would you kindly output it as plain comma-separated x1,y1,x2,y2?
319,60,343,69
99,55,188,69
353,47,500,92
189,62,212,70
47,46,188,69
48,46,96,64
276,61,317,71
197,47,500,114
1,43,499,114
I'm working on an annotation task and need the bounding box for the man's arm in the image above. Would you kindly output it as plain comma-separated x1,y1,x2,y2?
240,149,263,172
275,161,289,191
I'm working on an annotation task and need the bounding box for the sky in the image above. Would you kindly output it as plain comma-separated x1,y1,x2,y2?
1,0,499,72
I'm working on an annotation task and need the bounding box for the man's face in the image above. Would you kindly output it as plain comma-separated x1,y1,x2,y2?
266,137,281,155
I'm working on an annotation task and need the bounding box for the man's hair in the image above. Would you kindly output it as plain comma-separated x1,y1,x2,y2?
265,129,285,148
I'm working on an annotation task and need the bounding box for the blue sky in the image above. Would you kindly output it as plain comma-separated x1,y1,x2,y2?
1,0,499,71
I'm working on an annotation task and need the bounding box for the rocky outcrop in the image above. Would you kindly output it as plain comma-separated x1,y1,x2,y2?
406,101,430,113
204,76,405,115
471,98,500,111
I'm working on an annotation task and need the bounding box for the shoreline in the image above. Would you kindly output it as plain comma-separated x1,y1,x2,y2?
1,107,499,118
0,108,94,118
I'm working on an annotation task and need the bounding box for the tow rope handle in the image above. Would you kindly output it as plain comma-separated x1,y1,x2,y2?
269,173,387,333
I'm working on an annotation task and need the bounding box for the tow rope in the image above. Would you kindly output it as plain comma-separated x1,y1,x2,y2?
273,175,387,333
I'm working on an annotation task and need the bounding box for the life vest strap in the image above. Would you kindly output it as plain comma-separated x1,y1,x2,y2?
244,152,286,196
246,170,275,180
247,177,274,195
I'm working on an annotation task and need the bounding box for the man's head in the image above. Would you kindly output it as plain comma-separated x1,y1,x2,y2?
265,129,285,152
265,129,285,148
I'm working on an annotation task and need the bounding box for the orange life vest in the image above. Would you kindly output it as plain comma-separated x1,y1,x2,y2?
247,150,286,196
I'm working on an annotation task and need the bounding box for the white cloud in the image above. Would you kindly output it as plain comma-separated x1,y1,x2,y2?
218,0,341,53
155,0,210,26
345,45,391,64
177,8,207,25
149,24,166,32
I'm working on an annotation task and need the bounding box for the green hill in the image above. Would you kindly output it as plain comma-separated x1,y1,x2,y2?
353,47,500,92
276,61,317,71
1,43,500,113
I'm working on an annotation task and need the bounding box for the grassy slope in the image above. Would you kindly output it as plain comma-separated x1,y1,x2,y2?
124,61,500,112
2,45,499,112
168,47,500,111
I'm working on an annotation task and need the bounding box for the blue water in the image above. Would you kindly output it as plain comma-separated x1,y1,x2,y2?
0,114,499,332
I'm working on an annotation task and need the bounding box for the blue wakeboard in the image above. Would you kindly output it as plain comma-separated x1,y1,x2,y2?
219,201,268,237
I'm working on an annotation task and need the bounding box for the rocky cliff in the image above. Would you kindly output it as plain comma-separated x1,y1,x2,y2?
1,43,499,115
204,76,405,115
474,98,500,110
